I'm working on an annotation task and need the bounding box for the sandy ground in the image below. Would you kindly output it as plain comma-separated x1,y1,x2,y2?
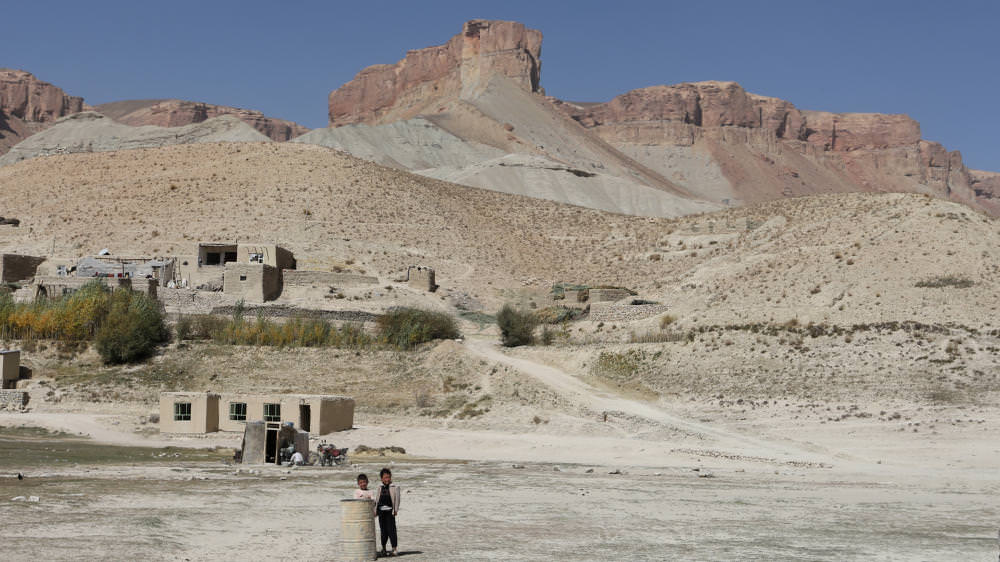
3,338,1000,560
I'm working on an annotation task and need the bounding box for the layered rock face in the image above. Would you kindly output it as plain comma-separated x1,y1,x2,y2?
95,99,309,141
553,81,987,212
559,81,923,151
329,19,542,126
0,69,84,124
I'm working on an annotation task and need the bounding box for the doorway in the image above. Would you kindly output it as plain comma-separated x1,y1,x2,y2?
299,405,311,432
265,426,278,463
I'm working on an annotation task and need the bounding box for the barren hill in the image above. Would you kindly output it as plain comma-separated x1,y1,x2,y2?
0,112,269,166
0,142,995,329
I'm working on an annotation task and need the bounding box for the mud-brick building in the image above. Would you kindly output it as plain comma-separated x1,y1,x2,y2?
159,392,354,435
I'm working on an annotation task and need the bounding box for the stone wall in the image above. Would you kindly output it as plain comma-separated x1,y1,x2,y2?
588,302,669,323
282,270,378,289
0,390,28,411
159,287,233,314
589,288,632,303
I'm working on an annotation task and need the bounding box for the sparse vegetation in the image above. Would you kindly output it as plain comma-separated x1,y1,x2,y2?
95,290,170,364
0,282,168,364
533,305,584,324
497,304,537,347
376,307,460,350
915,275,975,288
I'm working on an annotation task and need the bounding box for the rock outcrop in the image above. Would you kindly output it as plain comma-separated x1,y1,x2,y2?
552,81,988,213
0,69,86,155
95,99,309,141
0,69,84,124
329,19,542,126
318,21,997,217
554,81,923,151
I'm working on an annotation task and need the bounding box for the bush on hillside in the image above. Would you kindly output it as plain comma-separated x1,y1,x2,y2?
377,307,460,350
95,289,169,364
497,305,537,347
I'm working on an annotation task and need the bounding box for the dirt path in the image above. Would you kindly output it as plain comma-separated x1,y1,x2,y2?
463,337,844,466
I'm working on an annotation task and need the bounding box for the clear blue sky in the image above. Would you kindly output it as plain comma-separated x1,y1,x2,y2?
4,0,998,170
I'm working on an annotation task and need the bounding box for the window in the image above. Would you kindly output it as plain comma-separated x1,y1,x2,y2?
224,252,237,263
229,402,247,421
263,403,281,422
173,402,192,421
239,275,247,281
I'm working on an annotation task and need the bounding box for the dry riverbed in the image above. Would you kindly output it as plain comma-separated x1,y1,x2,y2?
2,427,998,561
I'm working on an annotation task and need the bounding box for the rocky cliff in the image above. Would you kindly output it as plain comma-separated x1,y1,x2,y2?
0,69,85,155
95,99,309,141
551,81,986,212
329,19,542,126
0,69,84,124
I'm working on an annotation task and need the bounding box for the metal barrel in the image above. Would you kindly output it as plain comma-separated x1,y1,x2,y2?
339,499,376,561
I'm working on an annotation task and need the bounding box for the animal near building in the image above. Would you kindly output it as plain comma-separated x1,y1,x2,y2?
159,392,354,435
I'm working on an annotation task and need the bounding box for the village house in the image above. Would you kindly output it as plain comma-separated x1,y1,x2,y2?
159,391,354,435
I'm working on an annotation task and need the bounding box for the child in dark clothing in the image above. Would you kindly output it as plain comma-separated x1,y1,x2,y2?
376,467,400,557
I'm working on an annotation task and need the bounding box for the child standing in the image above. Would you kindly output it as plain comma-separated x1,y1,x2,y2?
375,467,400,557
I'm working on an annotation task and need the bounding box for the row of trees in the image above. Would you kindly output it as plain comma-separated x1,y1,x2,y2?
0,282,168,364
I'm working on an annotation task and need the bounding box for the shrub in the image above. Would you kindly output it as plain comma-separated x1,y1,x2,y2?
95,290,169,364
533,306,583,324
174,315,193,341
539,325,555,346
497,305,536,347
659,314,676,330
376,307,460,350
915,275,974,288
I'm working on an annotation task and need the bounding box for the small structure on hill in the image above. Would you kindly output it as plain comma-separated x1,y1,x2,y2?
159,392,354,434
223,263,281,302
406,265,437,292
239,421,309,465
191,242,296,302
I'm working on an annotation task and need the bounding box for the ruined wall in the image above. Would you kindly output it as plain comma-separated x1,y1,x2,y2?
589,288,632,302
32,276,130,299
407,266,436,292
0,390,28,411
282,270,378,289
158,287,234,315
587,302,669,323
318,397,356,434
0,254,45,283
